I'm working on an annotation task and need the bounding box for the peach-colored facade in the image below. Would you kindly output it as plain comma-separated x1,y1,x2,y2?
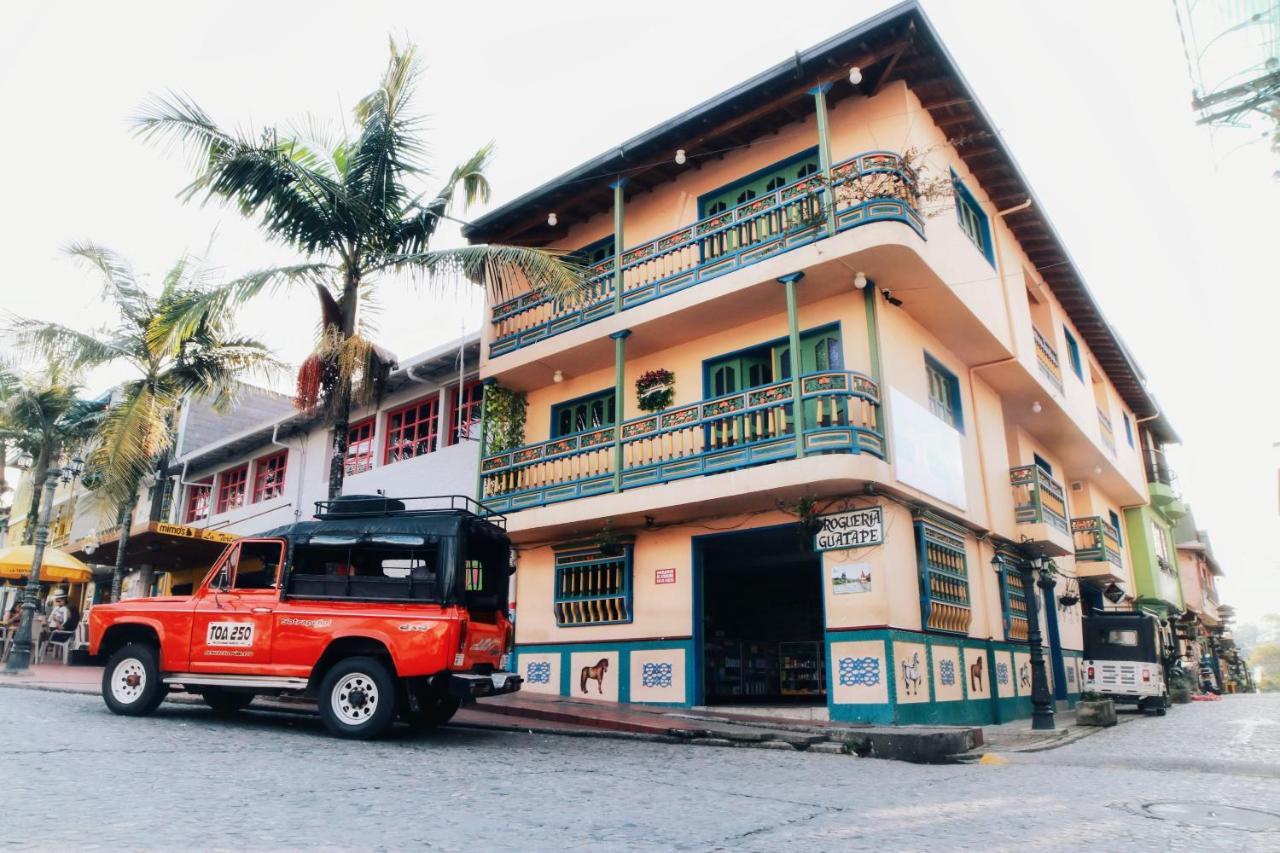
467,10,1167,723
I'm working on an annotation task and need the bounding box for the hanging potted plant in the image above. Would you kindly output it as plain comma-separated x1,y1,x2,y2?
635,369,675,413
593,519,625,558
782,496,824,541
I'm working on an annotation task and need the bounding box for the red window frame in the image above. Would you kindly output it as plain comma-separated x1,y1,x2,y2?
345,417,376,476
252,450,288,503
445,380,484,446
185,478,213,523
216,464,248,514
384,397,440,464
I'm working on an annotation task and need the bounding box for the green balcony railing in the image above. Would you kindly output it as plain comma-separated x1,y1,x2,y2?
489,150,925,357
1010,465,1069,535
480,370,883,513
1072,515,1123,566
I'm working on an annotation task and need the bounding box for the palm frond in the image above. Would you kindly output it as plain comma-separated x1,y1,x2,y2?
385,142,494,256
367,244,585,304
148,263,335,355
171,337,285,411
132,91,240,170
86,380,177,511
65,242,154,325
3,314,131,371
347,38,424,223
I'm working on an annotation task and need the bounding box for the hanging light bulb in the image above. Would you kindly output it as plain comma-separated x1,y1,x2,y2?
853,272,868,290
547,212,558,227
553,369,564,383
675,149,687,166
849,66,863,86
1031,401,1043,414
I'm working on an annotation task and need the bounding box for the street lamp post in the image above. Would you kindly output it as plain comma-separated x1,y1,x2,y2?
1021,554,1057,731
3,455,83,674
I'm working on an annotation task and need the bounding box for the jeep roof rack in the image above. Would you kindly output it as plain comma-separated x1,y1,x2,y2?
313,494,507,529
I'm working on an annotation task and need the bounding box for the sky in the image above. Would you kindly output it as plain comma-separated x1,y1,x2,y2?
1,1,1277,621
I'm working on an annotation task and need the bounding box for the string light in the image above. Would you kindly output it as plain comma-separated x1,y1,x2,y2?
674,149,687,165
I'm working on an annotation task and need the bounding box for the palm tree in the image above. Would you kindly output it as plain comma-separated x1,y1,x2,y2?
134,38,583,500
10,244,280,599
0,362,104,545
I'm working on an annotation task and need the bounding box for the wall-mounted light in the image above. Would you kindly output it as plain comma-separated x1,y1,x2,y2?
547,212,558,227
1093,465,1103,475
674,149,687,166
853,272,868,290
881,289,903,307
553,369,564,383
849,66,863,86
1031,401,1043,414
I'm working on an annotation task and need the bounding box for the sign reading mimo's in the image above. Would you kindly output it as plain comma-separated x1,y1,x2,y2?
814,506,885,552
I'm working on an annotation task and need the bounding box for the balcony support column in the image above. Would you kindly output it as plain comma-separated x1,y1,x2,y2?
862,276,889,462
611,178,627,315
474,378,497,501
810,84,838,236
778,272,805,460
609,330,631,491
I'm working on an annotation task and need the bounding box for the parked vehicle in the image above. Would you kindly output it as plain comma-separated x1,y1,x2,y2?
89,495,521,739
1081,611,1170,714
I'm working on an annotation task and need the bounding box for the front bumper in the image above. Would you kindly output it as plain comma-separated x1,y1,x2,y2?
447,670,523,699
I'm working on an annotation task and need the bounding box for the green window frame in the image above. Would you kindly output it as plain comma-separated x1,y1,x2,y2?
924,354,963,431
1123,412,1134,447
995,548,1030,642
1063,327,1083,380
550,388,616,438
572,235,615,267
1108,509,1123,546
698,148,821,217
914,512,972,636
552,543,633,627
951,172,994,265
1033,453,1053,475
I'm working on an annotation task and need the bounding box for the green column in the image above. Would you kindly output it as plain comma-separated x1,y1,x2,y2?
863,278,889,462
610,329,631,491
612,178,627,315
810,83,838,236
474,377,497,502
779,272,805,459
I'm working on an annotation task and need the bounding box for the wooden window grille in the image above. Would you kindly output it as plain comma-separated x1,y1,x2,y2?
913,512,972,635
252,450,288,503
215,464,248,514
995,547,1030,642
345,418,375,476
384,397,440,464
552,543,633,627
185,478,212,523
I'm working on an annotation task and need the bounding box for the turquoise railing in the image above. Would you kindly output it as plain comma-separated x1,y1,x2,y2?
480,370,883,513
489,150,924,357
1010,465,1069,535
1072,516,1123,566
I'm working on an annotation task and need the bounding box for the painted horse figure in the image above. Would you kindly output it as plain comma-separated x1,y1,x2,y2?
1019,661,1030,689
580,658,609,695
900,652,923,696
969,655,984,692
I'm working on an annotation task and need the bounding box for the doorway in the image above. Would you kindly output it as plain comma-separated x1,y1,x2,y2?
697,525,826,705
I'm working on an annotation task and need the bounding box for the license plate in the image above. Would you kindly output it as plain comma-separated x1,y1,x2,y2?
206,622,255,647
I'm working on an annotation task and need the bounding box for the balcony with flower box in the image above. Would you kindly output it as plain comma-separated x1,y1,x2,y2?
1009,464,1073,556
487,151,923,360
1071,515,1126,583
480,370,883,516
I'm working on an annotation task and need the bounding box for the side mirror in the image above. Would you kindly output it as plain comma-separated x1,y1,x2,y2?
210,569,229,592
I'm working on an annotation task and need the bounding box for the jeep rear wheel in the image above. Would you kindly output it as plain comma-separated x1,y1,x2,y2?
202,689,255,716
102,643,166,717
319,656,397,740
401,694,461,730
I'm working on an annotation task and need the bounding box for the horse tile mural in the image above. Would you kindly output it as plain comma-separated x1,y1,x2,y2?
963,647,991,699
570,650,620,702
892,641,930,704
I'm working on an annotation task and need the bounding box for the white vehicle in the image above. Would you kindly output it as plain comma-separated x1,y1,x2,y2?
1081,611,1170,715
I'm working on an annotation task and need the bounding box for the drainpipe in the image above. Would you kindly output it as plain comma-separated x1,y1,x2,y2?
610,330,631,491
778,273,805,459
612,178,627,316
861,275,889,462
270,422,305,522
810,84,838,236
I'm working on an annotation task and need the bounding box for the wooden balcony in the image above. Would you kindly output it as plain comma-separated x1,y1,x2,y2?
1032,326,1062,392
488,151,924,358
1009,465,1073,556
481,370,882,513
1072,515,1125,583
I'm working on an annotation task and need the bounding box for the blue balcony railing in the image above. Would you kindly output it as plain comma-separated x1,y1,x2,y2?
489,150,924,357
480,370,883,513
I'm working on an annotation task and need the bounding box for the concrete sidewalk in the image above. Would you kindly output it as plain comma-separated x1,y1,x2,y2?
1,664,987,762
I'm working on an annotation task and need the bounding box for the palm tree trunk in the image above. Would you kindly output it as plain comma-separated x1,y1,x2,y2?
109,498,136,602
325,271,361,501
21,451,50,546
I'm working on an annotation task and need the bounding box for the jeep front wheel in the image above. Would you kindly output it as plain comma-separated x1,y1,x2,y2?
319,656,397,740
102,643,166,717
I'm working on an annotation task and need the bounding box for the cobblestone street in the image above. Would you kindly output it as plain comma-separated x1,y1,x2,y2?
1,688,1277,851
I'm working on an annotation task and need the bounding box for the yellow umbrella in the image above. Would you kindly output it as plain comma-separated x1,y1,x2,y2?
0,545,92,583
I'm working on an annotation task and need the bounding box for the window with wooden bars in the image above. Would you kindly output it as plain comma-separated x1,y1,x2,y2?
215,464,248,514
925,354,963,431
552,543,633,627
345,418,375,475
185,478,212,523
446,380,484,445
252,450,288,503
384,397,440,464
995,549,1030,642
952,173,993,264
913,512,972,635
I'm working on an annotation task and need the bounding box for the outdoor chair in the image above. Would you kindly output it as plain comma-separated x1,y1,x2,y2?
40,622,85,665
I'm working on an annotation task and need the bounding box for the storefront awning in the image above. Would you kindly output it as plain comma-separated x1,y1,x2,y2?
69,521,238,573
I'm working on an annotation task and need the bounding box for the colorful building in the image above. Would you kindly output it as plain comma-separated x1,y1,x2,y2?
1173,515,1227,692
465,4,1177,724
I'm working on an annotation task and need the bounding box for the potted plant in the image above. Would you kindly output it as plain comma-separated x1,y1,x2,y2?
635,369,675,413
1076,689,1117,727
593,519,625,558
782,496,824,541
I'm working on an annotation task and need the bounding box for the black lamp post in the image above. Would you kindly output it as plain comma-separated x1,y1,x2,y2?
992,549,1056,730
3,454,83,674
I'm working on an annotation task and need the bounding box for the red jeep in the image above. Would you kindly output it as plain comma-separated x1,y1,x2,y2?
89,495,520,739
